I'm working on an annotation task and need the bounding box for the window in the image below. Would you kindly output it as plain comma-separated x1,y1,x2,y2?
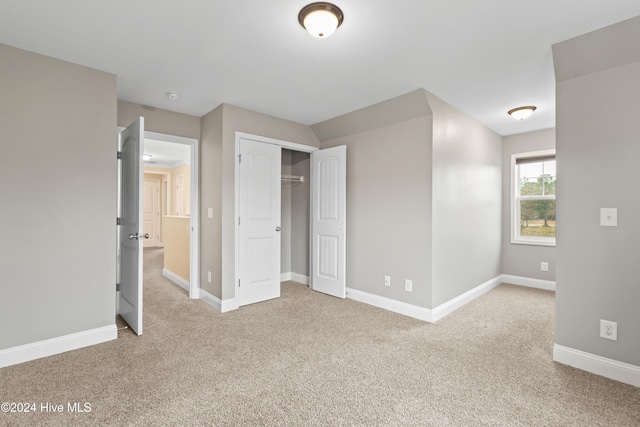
511,149,556,246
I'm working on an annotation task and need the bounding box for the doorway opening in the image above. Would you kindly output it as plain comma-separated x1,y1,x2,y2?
117,122,200,334
280,149,311,285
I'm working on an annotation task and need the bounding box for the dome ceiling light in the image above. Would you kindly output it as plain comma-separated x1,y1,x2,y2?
298,2,344,38
508,106,537,120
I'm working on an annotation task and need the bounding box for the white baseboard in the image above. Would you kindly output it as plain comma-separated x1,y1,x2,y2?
199,289,238,313
0,325,117,368
199,288,221,311
280,272,310,285
346,287,435,322
553,344,640,388
346,275,503,323
221,297,239,313
432,275,503,322
502,274,556,291
163,268,189,292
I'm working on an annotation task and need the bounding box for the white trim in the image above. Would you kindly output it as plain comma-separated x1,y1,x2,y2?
501,274,556,291
346,287,435,322
0,325,117,368
291,272,309,285
199,288,221,311
281,272,310,285
199,288,239,313
281,272,292,282
553,344,640,388
510,148,556,247
235,132,319,154
346,275,503,323
163,268,190,292
432,276,503,322
221,298,239,313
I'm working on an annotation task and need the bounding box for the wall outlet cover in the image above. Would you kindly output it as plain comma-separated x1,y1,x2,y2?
600,319,618,341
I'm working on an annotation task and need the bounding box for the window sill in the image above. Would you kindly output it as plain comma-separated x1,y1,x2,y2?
510,239,556,247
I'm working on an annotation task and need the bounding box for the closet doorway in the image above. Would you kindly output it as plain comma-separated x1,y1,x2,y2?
235,132,346,307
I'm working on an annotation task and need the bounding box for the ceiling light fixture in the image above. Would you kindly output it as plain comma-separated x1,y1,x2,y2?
143,153,152,161
167,91,180,100
508,106,537,120
298,2,344,38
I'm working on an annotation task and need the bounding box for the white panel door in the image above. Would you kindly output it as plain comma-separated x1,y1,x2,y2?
311,145,346,298
119,117,145,335
238,138,281,306
143,179,160,247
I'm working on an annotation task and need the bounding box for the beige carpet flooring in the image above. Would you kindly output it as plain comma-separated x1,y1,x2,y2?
2,248,639,426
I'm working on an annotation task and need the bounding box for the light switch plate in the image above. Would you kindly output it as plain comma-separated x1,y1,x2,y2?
600,208,617,227
208,207,214,219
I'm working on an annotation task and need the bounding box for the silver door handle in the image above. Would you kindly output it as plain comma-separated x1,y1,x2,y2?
275,226,281,232
128,233,150,240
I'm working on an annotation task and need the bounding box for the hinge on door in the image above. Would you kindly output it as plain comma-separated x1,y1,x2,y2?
238,279,241,287
117,217,121,226
117,151,122,159
238,217,241,226
238,154,242,164
116,283,120,291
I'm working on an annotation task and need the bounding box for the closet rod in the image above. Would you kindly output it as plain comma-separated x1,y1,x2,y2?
281,174,304,183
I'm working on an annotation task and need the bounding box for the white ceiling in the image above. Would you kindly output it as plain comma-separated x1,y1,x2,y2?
2,1,640,136
144,138,190,169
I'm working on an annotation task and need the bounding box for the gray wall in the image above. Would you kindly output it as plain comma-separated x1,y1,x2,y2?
554,17,640,365
200,105,223,297
427,93,503,307
291,151,311,277
0,44,117,349
322,116,433,307
117,100,201,140
316,89,502,310
502,129,556,281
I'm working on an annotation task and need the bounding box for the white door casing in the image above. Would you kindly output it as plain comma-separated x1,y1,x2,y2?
238,138,282,306
311,145,347,298
143,179,160,247
119,117,144,335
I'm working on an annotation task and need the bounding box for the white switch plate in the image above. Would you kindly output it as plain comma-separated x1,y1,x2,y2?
208,207,213,219
207,271,212,283
600,208,617,227
405,279,413,292
384,276,391,287
541,262,549,272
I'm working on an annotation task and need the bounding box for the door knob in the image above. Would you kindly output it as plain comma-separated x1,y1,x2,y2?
143,233,150,239
275,226,281,232
128,233,139,240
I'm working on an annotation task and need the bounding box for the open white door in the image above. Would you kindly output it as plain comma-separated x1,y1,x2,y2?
311,145,346,298
119,117,145,335
238,138,282,306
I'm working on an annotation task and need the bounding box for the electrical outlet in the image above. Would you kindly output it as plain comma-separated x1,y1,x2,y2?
600,319,618,341
384,275,391,287
207,271,212,283
405,279,413,292
540,262,549,272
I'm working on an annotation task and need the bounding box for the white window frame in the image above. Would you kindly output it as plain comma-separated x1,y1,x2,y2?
510,149,556,247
